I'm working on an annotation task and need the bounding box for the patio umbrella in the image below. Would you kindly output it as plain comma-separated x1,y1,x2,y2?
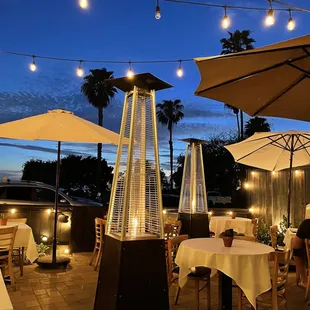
194,34,310,122
225,131,310,226
0,109,120,267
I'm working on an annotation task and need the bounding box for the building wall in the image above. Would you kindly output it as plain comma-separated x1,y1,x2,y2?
246,168,308,226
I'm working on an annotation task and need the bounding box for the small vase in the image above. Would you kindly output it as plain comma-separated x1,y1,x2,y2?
0,218,8,225
231,212,236,219
222,236,234,247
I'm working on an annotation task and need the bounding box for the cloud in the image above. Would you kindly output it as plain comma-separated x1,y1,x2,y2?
0,169,22,180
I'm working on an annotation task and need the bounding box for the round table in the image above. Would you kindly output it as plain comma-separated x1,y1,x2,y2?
209,216,253,237
175,238,274,309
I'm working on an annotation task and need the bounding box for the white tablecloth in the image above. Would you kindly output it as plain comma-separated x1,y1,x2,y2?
209,216,253,237
0,270,13,310
0,222,38,263
284,228,297,258
175,238,274,309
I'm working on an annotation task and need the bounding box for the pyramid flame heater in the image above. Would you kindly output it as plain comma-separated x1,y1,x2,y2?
178,138,210,238
94,73,171,310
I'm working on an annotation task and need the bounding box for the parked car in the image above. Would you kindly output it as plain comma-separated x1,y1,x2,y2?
207,191,232,207
0,180,105,252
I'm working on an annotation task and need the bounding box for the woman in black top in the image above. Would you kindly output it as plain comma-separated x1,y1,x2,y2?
293,219,310,287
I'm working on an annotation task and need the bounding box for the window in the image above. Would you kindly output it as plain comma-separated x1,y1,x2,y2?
0,187,7,199
35,187,69,204
6,187,33,201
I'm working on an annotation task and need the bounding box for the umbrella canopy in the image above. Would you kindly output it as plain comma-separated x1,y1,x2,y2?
194,34,310,122
0,109,120,143
225,131,310,225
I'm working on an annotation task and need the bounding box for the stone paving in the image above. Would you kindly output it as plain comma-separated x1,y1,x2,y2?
5,253,307,309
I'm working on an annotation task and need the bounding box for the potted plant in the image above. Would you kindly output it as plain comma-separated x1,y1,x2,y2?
0,213,8,226
220,229,234,247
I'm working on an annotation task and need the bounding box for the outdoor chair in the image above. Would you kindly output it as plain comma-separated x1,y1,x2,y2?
0,226,18,288
8,218,27,276
252,218,258,241
164,219,182,239
270,225,278,249
167,234,211,310
89,217,106,271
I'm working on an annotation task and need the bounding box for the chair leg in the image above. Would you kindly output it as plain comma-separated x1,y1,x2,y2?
237,287,242,310
195,280,200,310
305,273,310,301
20,247,24,277
174,286,181,305
8,258,15,288
89,246,97,266
94,246,103,271
206,278,211,310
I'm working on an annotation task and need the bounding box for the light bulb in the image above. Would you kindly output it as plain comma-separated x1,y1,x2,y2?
163,209,167,214
76,64,84,77
42,236,48,242
64,248,70,254
47,209,52,215
265,9,275,26
222,15,230,29
30,61,36,72
177,65,183,77
79,0,88,9
287,17,295,31
251,171,256,176
295,170,300,176
127,68,134,79
155,5,161,19
244,182,250,189
10,208,16,214
272,171,276,176
249,207,255,214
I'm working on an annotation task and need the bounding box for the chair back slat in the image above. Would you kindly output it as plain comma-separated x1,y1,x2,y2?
270,225,278,249
0,226,18,254
94,218,106,245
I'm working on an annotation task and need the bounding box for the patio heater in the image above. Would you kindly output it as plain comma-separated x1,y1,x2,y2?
178,138,210,238
94,73,171,310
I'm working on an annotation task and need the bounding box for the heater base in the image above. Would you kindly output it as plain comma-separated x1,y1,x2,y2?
179,212,210,238
37,256,70,269
94,235,169,310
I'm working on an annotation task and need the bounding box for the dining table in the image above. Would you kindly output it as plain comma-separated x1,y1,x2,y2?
209,216,254,237
175,238,274,309
0,269,13,310
0,222,38,275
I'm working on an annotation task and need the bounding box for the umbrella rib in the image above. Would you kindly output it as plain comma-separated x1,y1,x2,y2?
272,147,287,171
196,54,308,95
295,135,310,153
253,74,307,115
287,63,310,77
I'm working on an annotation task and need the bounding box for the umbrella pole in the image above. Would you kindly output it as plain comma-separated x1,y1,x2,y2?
52,141,61,265
287,137,294,228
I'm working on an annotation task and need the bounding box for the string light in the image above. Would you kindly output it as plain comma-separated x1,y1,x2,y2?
126,62,134,79
177,60,184,77
79,0,89,9
155,0,161,19
29,56,37,72
295,169,300,176
10,208,16,214
287,9,295,30
76,60,84,77
221,6,230,29
265,1,275,26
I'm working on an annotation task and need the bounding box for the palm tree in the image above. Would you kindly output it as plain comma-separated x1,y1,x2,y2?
244,117,271,137
225,104,240,140
81,68,117,195
156,100,184,191
220,30,255,140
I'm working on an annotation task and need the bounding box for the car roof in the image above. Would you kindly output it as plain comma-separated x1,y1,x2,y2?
0,180,55,190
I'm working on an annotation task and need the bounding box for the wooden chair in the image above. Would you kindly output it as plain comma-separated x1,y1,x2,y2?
7,218,27,276
167,234,211,310
89,218,106,271
165,219,182,239
252,218,258,241
270,225,278,249
7,218,27,224
0,226,18,287
305,239,310,301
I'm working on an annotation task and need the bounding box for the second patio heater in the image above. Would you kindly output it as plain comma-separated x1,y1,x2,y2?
178,138,210,238
94,73,171,310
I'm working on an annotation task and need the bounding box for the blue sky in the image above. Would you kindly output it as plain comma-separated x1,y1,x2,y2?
0,0,309,179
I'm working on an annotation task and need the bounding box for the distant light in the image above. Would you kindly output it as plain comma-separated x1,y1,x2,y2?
126,63,134,79
272,171,276,176
244,182,250,189
64,248,70,254
163,209,167,214
79,0,88,9
228,211,233,216
295,170,300,176
47,209,52,215
30,56,37,72
10,208,16,214
208,211,213,216
251,171,256,176
76,61,84,77
41,236,48,242
249,207,255,214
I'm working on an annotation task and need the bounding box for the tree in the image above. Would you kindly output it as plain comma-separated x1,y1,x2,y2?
172,154,185,192
225,104,240,140
81,68,117,194
244,117,271,137
156,99,184,191
220,30,256,140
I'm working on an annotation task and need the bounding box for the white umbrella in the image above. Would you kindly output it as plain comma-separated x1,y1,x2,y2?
0,109,120,267
225,131,310,226
194,34,310,122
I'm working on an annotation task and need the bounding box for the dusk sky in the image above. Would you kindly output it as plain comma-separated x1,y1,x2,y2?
0,0,309,179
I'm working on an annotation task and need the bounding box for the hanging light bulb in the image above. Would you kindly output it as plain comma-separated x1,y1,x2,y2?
79,0,88,9
126,62,134,79
29,56,37,72
76,60,84,77
177,60,183,77
287,9,295,31
155,0,161,19
222,6,230,29
265,1,275,27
